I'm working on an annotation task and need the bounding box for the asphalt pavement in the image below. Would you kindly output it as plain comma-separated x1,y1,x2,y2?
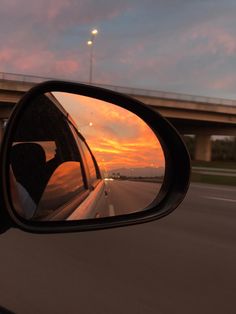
105,180,161,215
0,183,235,314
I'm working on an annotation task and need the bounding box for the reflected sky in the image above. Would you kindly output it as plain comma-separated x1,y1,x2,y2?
38,161,84,211
53,92,165,172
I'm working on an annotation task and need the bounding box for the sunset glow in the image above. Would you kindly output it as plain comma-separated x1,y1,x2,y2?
54,92,165,172
0,2,235,99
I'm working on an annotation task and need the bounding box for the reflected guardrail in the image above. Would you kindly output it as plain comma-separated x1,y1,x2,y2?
1,71,236,106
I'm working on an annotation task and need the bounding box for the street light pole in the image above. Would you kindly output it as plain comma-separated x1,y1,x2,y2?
87,29,98,84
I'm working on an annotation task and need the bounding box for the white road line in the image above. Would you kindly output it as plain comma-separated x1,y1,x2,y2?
191,184,236,192
193,171,236,177
204,196,236,203
109,204,115,216
192,166,236,173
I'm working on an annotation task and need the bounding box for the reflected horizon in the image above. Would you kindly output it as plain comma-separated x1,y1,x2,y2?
53,92,165,173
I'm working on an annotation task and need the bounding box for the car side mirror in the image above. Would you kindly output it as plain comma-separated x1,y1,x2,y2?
0,81,190,233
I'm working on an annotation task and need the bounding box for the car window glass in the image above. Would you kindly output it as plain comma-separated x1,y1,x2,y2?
35,161,86,220
9,94,85,219
80,140,98,184
69,125,99,185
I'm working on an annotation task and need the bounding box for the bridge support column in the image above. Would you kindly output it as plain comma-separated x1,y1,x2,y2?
194,134,212,161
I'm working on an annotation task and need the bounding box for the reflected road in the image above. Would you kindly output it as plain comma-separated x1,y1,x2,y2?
105,180,161,215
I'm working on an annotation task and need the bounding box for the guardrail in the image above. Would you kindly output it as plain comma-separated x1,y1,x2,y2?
0,71,236,106
192,166,236,177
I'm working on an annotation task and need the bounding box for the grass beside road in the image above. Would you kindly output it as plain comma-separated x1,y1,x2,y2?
192,160,236,169
191,172,236,186
191,161,236,186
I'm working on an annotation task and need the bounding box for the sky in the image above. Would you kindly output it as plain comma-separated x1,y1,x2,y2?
54,92,165,172
1,1,236,99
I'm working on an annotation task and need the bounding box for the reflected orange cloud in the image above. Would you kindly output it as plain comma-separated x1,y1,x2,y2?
54,92,165,173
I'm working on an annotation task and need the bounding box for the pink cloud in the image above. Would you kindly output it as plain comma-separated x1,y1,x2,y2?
0,48,15,62
183,22,236,56
208,74,236,90
46,1,70,20
54,60,80,75
0,46,81,77
54,93,165,170
0,1,131,28
13,51,54,72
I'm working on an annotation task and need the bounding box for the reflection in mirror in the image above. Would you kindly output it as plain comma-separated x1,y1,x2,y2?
9,92,165,221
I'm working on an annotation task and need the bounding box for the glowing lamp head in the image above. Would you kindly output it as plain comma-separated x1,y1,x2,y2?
91,29,98,35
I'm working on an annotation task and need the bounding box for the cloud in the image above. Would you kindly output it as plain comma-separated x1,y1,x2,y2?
182,22,236,56
0,1,131,30
54,92,165,170
0,5,128,81
208,74,236,91
0,46,81,77
0,1,236,99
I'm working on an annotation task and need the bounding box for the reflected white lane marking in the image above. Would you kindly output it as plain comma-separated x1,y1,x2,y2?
109,204,115,216
204,196,236,203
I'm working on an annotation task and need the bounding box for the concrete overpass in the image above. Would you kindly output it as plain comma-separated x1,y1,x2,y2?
0,72,235,161
132,94,236,162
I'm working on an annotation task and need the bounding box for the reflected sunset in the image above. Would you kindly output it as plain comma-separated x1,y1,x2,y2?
53,92,165,174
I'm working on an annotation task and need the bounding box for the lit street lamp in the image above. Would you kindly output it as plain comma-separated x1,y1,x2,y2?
87,28,98,84
78,122,93,132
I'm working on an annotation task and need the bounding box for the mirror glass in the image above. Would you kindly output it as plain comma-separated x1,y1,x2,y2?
9,92,165,221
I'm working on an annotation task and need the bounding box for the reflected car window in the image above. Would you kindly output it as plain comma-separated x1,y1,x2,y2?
69,125,99,185
9,94,88,220
35,161,86,219
80,140,98,184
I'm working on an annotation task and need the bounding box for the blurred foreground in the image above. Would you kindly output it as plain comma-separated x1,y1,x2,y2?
0,182,235,314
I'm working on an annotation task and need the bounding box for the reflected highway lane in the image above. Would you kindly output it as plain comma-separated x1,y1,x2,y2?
105,180,161,215
0,183,236,314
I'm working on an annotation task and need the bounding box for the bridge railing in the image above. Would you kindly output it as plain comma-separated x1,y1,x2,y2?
0,72,55,84
0,71,236,106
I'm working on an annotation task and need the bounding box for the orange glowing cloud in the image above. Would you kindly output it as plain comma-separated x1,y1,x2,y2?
53,92,165,172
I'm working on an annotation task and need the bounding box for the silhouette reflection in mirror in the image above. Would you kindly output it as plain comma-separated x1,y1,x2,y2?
9,92,165,221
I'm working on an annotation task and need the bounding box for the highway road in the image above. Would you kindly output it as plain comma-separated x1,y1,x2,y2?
0,182,235,314
105,180,161,215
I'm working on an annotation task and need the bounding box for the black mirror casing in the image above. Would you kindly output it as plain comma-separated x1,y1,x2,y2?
0,81,191,233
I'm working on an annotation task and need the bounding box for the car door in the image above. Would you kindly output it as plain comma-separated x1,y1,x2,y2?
67,125,109,219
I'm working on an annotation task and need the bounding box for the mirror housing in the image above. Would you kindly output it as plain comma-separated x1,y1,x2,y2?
0,81,190,233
